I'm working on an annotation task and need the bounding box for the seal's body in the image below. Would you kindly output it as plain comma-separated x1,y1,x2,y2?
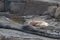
29,21,49,27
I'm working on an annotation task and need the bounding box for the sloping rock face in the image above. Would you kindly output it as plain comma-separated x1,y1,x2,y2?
0,29,58,40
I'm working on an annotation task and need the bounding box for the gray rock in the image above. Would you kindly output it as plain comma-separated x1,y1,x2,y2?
6,37,21,40
47,6,57,13
55,7,60,19
43,6,57,18
0,33,5,40
0,1,4,11
24,1,57,15
0,0,4,1
0,29,58,40
9,2,25,16
8,0,22,2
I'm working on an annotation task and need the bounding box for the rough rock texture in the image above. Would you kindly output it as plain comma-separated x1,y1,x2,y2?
0,29,58,40
9,2,25,16
8,1,57,16
24,1,57,15
0,16,59,40
55,7,60,19
0,1,4,11
47,6,57,13
0,0,4,2
0,0,60,40
8,0,22,2
42,6,57,17
0,34,5,40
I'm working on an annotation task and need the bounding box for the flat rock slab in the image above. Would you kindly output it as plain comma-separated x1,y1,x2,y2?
0,28,58,40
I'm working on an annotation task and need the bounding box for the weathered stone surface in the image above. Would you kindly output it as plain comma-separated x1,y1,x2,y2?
55,7,60,19
47,6,57,13
24,1,57,15
9,2,25,16
8,0,22,2
6,38,43,40
0,1,4,11
0,29,58,40
0,33,5,40
0,0,4,2
6,37,21,40
6,37,49,40
7,1,57,16
0,16,59,40
42,6,57,18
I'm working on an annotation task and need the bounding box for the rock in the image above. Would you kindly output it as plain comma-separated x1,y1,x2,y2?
43,6,57,18
0,33,5,40
7,37,41,40
9,2,25,16
24,1,57,15
8,1,57,16
6,36,21,40
0,0,4,1
8,0,22,2
47,6,57,13
0,1,4,11
55,7,60,19
0,27,58,40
